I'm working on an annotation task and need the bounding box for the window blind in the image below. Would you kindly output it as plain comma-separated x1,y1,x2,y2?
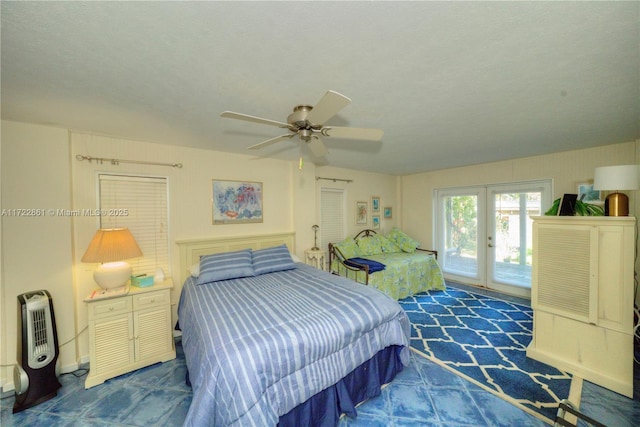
320,188,345,252
98,174,170,277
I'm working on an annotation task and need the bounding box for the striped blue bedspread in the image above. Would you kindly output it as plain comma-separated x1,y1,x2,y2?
178,263,410,427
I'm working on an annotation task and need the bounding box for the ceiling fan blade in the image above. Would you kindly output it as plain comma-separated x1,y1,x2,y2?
306,90,351,125
322,126,384,141
247,134,294,150
307,138,328,157
221,111,289,128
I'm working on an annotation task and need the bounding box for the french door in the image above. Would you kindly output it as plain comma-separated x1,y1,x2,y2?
435,180,552,298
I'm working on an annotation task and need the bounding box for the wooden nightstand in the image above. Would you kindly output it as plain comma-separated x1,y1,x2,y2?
304,249,327,271
84,279,176,388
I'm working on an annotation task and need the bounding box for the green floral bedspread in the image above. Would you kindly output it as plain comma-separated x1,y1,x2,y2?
331,251,446,300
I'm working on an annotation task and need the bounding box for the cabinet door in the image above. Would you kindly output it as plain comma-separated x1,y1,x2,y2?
91,313,135,375
533,223,597,324
133,306,173,362
597,225,634,333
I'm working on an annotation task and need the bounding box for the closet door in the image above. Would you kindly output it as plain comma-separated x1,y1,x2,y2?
320,187,345,265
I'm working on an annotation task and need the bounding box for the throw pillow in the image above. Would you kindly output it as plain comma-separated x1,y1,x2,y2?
378,234,401,253
357,235,383,256
334,238,361,259
197,249,255,284
387,227,420,253
252,244,296,275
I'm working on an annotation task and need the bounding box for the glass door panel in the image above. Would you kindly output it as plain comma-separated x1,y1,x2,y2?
491,193,539,286
437,188,485,286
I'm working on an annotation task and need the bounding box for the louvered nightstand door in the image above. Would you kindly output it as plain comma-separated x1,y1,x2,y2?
87,296,134,384
132,289,173,362
85,280,176,388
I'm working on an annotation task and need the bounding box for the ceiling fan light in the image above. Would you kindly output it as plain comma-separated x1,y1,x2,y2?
221,90,380,161
299,129,312,140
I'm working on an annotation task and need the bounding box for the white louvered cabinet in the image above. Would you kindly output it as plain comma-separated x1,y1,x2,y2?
85,280,176,388
527,216,635,397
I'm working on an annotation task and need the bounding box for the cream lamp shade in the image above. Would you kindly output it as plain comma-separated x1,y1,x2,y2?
82,228,143,289
593,165,640,216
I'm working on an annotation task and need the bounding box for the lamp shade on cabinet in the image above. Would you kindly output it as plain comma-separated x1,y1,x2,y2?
82,228,143,289
593,165,640,216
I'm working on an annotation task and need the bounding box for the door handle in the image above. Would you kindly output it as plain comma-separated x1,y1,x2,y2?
488,244,494,247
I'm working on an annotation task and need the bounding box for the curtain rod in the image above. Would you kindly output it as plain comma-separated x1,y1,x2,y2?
76,155,183,168
315,176,353,183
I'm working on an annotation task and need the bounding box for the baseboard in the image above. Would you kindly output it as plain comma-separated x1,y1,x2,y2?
1,380,15,396
60,362,80,374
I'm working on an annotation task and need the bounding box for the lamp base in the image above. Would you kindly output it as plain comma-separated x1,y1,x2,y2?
94,261,132,289
604,192,629,216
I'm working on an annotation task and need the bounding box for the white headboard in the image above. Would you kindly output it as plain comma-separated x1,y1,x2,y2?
175,231,295,287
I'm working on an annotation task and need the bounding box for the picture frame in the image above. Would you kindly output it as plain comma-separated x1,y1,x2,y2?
577,182,601,203
558,193,578,216
212,179,263,224
355,201,368,225
372,215,380,229
383,206,392,219
371,196,380,213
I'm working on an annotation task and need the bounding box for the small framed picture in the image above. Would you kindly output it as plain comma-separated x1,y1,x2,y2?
577,182,600,202
371,196,380,213
558,193,578,216
383,206,392,219
356,201,368,224
372,215,380,229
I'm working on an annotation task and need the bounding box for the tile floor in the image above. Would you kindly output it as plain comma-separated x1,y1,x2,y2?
2,285,639,426
1,341,547,427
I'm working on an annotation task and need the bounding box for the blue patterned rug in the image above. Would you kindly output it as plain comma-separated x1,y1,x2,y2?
399,286,573,424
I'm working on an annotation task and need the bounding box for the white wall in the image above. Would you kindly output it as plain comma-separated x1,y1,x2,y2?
0,119,3,392
0,122,75,390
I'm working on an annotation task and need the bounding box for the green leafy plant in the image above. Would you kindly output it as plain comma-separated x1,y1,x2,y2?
545,198,604,216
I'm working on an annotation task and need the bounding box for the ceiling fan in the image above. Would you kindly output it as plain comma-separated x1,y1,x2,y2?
220,90,384,158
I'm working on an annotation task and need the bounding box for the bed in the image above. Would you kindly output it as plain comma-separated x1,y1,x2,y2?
176,233,411,427
329,228,446,300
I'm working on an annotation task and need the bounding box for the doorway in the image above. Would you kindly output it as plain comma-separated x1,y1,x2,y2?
435,180,552,298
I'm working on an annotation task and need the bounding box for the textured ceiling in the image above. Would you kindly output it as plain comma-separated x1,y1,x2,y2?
1,1,638,175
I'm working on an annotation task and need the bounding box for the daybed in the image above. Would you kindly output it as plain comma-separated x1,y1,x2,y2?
176,233,410,427
329,228,446,300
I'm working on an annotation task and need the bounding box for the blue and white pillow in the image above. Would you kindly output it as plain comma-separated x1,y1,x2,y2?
252,244,296,276
197,249,255,284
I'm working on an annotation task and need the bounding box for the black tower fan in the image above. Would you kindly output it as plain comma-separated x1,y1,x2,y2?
13,290,62,413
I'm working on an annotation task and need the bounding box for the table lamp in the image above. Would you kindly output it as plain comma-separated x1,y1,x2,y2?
593,165,640,216
81,228,143,289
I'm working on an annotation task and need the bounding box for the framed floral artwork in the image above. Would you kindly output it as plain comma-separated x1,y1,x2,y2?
372,215,380,229
212,179,263,224
356,201,368,224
